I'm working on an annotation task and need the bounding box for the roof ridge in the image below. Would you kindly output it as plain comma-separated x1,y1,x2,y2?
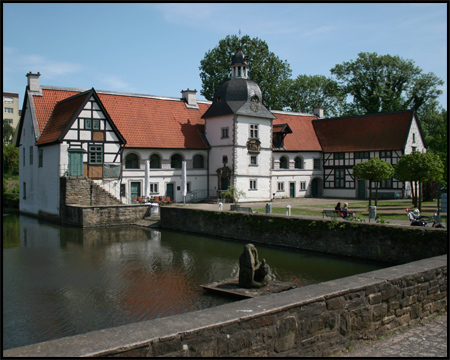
312,109,413,122
40,85,212,104
271,109,316,117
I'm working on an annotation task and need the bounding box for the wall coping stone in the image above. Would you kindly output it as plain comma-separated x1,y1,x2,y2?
3,254,446,358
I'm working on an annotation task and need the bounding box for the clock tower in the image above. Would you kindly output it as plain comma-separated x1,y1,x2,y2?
203,47,275,202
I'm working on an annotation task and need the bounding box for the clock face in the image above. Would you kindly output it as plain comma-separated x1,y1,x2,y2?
250,97,261,112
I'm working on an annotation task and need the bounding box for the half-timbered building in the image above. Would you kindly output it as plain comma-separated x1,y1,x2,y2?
15,49,426,218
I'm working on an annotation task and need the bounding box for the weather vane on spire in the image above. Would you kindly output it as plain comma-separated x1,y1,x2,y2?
238,29,242,47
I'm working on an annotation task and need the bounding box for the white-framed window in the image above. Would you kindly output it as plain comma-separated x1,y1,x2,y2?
4,97,14,103
221,127,229,138
150,183,158,193
412,133,416,143
249,124,259,139
300,181,306,190
4,107,13,114
277,182,284,191
5,118,13,125
250,155,258,166
249,179,257,190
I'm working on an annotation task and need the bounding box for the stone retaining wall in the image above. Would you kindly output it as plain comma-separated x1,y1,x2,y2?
60,204,149,227
3,255,446,357
160,207,447,265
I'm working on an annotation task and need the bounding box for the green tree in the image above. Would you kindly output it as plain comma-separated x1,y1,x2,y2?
353,158,394,207
199,34,292,110
2,143,19,176
394,151,444,210
3,119,15,144
330,52,444,116
280,75,347,117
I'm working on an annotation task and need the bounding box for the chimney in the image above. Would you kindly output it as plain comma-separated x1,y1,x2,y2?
26,72,42,95
314,106,324,119
181,88,198,109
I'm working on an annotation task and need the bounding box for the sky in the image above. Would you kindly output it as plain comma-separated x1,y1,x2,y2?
3,2,447,110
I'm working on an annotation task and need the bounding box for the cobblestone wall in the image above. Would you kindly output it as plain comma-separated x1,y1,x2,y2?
160,208,447,265
3,255,446,357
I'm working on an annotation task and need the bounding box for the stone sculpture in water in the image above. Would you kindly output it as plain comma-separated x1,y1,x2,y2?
238,243,270,288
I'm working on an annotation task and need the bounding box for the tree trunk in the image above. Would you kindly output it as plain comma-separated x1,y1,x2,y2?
368,181,372,207
375,181,379,206
418,181,422,211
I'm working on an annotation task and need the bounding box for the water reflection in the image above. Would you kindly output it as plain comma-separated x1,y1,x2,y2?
3,211,384,350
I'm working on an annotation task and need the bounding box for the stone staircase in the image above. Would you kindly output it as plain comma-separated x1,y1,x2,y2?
63,177,123,206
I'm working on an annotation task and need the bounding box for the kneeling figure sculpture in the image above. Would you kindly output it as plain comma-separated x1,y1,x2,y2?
238,244,270,288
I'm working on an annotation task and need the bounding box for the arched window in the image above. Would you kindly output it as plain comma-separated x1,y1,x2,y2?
193,154,204,169
150,154,161,168
125,153,139,169
279,156,288,169
171,154,183,169
295,156,303,169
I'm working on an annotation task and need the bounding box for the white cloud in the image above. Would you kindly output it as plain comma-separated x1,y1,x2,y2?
5,50,83,78
98,75,136,93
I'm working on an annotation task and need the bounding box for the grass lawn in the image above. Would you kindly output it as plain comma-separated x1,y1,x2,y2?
253,200,447,224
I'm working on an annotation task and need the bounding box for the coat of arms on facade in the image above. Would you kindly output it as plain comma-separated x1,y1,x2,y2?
247,139,261,153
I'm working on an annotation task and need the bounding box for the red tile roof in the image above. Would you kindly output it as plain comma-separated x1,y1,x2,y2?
32,89,210,149
272,112,322,151
35,91,89,145
33,89,80,134
312,110,414,152
98,94,209,149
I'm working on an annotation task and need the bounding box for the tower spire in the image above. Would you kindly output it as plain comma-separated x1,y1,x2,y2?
231,31,249,79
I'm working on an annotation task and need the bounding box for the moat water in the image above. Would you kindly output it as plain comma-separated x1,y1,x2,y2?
3,210,385,350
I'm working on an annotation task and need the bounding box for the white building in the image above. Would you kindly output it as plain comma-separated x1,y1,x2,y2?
15,48,426,218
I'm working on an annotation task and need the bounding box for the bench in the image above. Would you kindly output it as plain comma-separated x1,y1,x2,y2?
322,210,357,221
322,210,340,219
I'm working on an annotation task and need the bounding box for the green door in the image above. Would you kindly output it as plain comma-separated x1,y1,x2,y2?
290,182,295,198
130,182,141,203
358,180,366,199
68,149,83,176
311,179,318,197
166,183,174,199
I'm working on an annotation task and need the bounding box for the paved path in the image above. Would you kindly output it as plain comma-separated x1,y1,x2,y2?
338,313,447,357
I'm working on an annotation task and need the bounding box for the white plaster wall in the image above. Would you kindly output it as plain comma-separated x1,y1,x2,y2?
235,115,272,148
36,145,61,214
235,176,271,202
121,148,209,202
404,115,426,154
204,114,234,147
19,98,61,215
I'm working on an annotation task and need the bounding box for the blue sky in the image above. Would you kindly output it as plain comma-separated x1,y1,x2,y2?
3,2,447,109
